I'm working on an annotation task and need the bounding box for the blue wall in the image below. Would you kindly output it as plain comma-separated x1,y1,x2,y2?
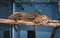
0,0,12,38
0,31,3,38
13,0,60,38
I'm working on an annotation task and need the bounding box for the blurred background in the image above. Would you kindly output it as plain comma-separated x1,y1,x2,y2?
0,0,60,38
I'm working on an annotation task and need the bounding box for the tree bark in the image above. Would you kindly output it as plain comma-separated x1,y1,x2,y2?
0,18,60,27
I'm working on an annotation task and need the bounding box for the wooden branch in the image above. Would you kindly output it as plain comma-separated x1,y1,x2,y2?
0,18,60,27
0,19,37,26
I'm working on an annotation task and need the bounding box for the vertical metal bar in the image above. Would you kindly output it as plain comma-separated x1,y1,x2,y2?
9,0,13,38
34,25,36,38
12,3,15,38
10,26,12,38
